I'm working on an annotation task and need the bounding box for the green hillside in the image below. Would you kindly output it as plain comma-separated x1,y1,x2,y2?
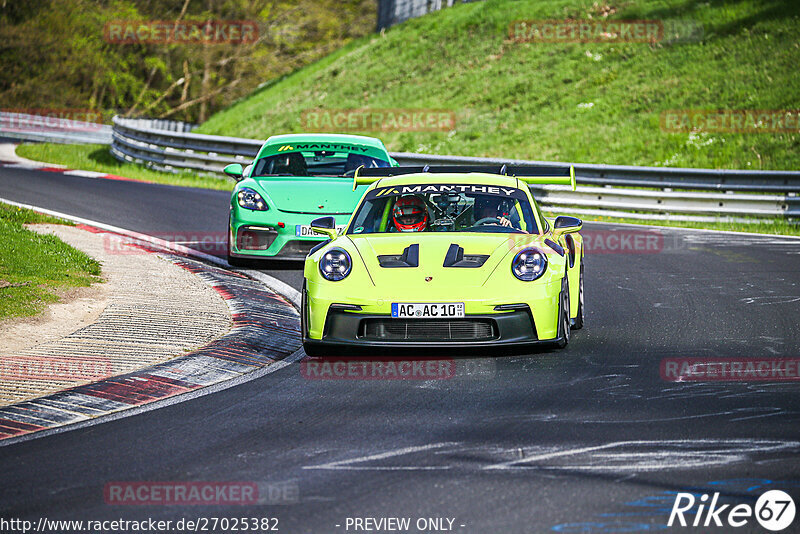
197,0,800,170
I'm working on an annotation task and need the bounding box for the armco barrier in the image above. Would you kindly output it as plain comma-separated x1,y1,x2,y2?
111,116,256,173
109,116,800,221
8,113,787,222
391,152,800,193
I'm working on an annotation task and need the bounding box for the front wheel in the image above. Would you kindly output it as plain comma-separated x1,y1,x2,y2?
227,253,249,268
227,216,246,267
571,262,584,330
555,276,571,348
301,281,324,357
302,342,326,357
300,280,308,339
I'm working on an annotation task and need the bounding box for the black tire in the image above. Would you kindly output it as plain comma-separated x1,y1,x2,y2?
227,253,249,268
227,215,256,268
300,280,308,339
571,262,584,330
555,276,571,348
302,342,325,357
300,280,325,357
226,215,241,267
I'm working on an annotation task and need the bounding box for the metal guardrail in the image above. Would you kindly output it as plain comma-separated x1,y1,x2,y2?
109,116,800,221
0,111,112,144
111,116,258,173
391,152,800,193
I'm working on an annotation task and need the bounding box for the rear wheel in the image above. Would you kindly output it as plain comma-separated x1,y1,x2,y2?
555,276,571,348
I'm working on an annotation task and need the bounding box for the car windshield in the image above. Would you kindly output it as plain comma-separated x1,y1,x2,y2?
347,183,538,235
251,151,390,177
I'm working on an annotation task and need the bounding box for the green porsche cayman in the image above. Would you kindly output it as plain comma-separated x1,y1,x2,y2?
301,165,584,355
224,133,397,263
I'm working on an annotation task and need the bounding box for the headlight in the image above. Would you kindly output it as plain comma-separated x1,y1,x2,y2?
237,187,268,211
319,248,352,281
512,248,547,281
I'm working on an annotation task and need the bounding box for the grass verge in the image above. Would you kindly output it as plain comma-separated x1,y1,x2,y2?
197,0,800,171
15,143,233,191
0,202,102,321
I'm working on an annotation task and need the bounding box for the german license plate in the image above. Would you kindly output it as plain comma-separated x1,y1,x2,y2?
391,303,465,319
295,224,345,237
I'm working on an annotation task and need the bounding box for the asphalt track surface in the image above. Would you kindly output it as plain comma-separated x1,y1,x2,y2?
2,166,800,533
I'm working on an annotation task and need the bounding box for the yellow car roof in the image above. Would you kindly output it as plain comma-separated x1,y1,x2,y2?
367,172,521,191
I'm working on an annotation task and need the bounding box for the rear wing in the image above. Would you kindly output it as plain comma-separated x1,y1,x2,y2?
353,164,575,191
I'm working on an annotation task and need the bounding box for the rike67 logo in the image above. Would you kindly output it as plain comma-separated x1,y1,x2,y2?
669,490,795,531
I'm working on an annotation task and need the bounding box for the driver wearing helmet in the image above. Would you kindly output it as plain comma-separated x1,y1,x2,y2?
392,195,428,232
473,196,517,228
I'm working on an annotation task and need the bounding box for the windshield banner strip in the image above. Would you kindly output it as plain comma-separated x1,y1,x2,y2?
369,184,524,200
260,142,388,160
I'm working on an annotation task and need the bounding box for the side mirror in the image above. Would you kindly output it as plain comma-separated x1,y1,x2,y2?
310,216,338,240
223,163,244,180
553,215,582,236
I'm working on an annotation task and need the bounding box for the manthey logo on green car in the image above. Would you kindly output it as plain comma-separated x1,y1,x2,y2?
300,164,585,356
223,133,397,264
270,142,372,155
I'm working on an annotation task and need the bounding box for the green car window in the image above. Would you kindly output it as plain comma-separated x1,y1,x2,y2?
252,151,390,177
348,183,538,235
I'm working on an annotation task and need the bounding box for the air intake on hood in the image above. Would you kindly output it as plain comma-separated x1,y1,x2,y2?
443,244,489,268
378,244,419,268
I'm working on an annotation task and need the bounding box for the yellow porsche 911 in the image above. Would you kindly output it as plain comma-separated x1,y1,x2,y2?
301,165,583,355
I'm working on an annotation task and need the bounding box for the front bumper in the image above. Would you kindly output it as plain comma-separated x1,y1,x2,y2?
229,231,323,260
303,308,558,351
230,209,347,260
304,275,563,342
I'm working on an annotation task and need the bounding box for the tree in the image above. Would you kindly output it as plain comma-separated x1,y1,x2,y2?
0,0,376,123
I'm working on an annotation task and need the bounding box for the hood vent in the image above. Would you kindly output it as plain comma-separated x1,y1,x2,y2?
443,244,489,268
378,244,419,268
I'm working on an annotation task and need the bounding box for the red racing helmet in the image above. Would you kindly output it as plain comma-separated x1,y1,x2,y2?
392,195,428,232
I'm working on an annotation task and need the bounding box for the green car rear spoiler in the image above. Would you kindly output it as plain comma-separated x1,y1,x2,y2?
353,164,576,191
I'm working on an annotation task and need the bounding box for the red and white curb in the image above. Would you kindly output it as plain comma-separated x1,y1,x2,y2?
0,198,303,445
0,160,150,184
0,196,301,306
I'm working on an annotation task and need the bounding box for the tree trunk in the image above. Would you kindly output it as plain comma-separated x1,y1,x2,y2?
198,0,215,122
